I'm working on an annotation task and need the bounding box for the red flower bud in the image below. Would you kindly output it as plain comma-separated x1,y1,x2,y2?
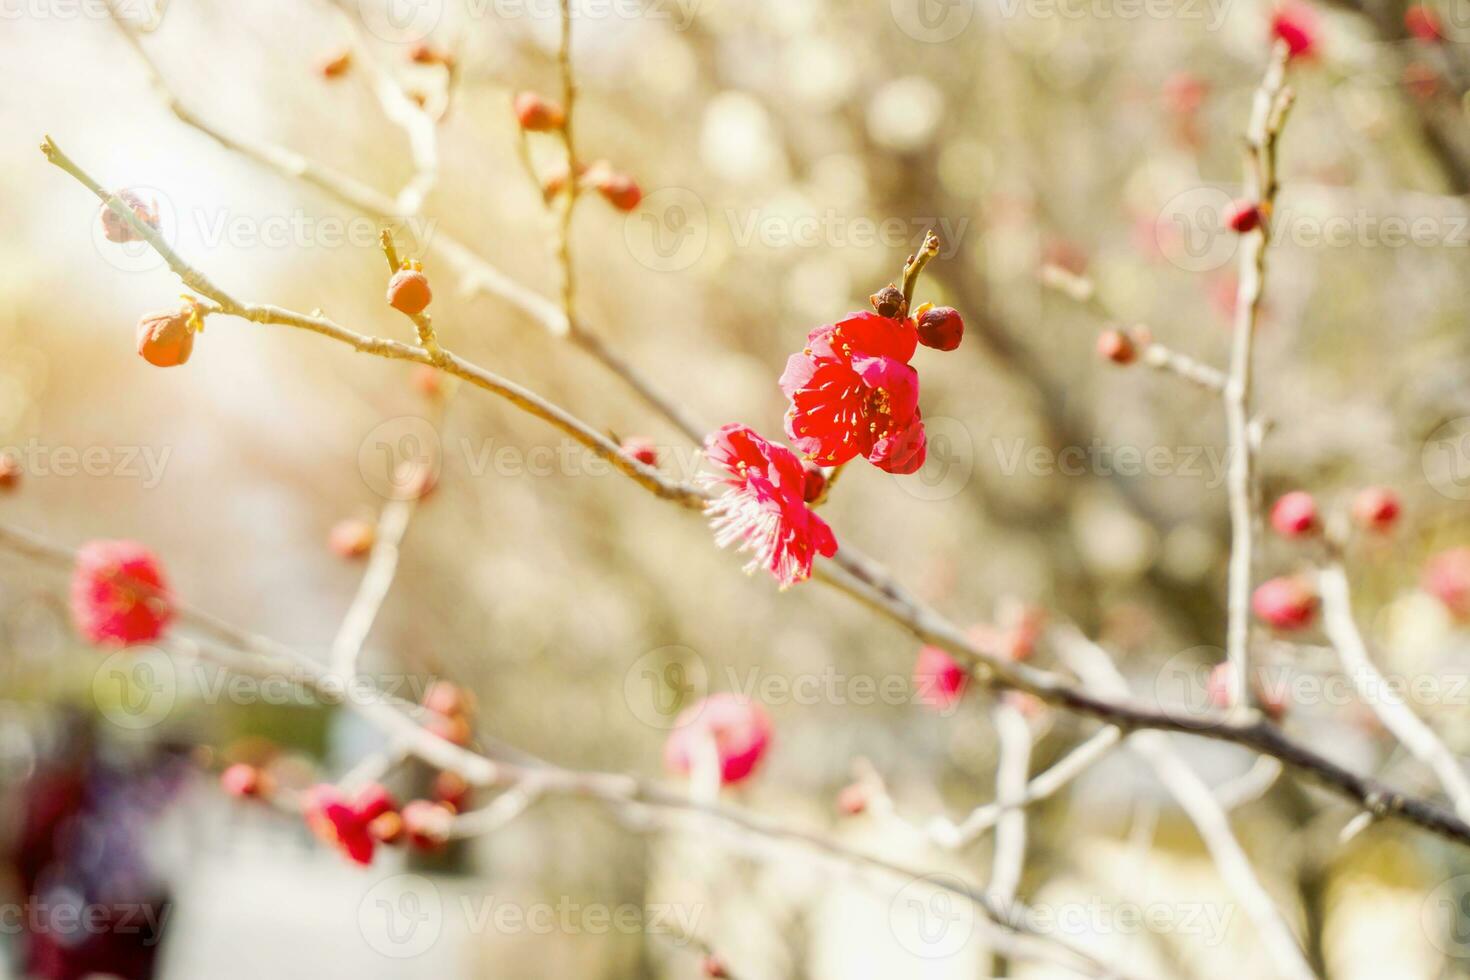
1271,3,1319,58
401,799,455,849
135,308,196,367
423,680,471,718
913,645,967,709
98,190,160,244
70,539,175,646
663,694,772,786
800,460,828,504
328,518,375,559
426,712,473,747
412,364,443,397
354,782,399,823
0,454,19,491
513,91,566,131
1405,4,1442,41
1269,491,1319,538
319,49,352,79
836,782,868,816
594,171,642,212
1424,547,1470,620
387,268,432,316
621,437,660,468
1162,72,1208,115
409,43,452,66
1350,486,1400,533
433,769,470,812
1096,329,1136,364
916,306,964,351
1252,576,1318,630
221,763,264,798
702,955,730,979
1224,199,1263,233
368,810,404,844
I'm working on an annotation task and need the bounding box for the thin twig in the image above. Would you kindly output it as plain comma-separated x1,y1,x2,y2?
1040,264,1226,394
1057,628,1318,980
987,702,1033,908
1222,43,1294,716
1318,562,1470,820
106,8,708,442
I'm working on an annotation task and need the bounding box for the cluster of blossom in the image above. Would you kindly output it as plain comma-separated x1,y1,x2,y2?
701,295,966,588
1251,487,1405,632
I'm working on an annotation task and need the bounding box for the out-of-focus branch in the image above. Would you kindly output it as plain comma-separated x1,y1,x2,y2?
987,702,1033,909
553,0,579,327
329,496,418,680
105,8,708,443
1222,43,1295,716
0,524,1119,979
325,0,440,215
1056,628,1317,980
44,135,696,508
1317,562,1470,820
1040,265,1226,394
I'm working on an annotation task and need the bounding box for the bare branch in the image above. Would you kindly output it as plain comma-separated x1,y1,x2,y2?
1318,562,1470,820
1222,43,1295,715
1056,628,1317,980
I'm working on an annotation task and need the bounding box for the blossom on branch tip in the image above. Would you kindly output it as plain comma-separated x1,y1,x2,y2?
328,518,375,559
1269,491,1319,538
781,312,927,474
586,165,642,211
70,539,175,646
1271,3,1319,58
1350,486,1400,533
402,800,455,849
221,763,266,799
303,785,377,866
387,262,432,316
915,305,964,351
1096,329,1136,365
514,91,565,131
136,307,198,368
1224,199,1263,234
702,424,837,588
319,50,352,79
621,437,660,468
1252,576,1318,630
664,693,772,786
913,644,967,710
1405,5,1442,41
1424,548,1470,620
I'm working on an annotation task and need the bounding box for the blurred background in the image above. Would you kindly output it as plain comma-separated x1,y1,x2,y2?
2,0,1470,976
